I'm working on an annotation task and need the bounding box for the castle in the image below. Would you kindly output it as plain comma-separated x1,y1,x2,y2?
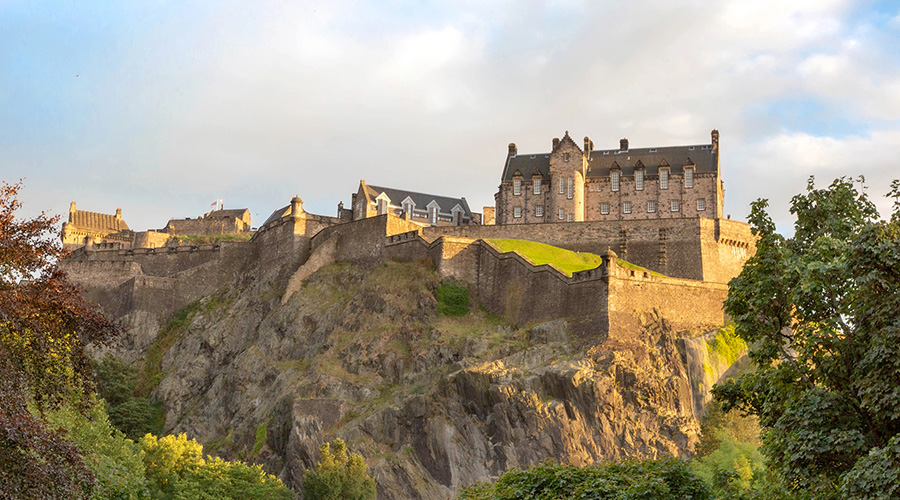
60,130,755,346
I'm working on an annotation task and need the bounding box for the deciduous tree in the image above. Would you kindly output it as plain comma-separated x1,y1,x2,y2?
714,177,900,499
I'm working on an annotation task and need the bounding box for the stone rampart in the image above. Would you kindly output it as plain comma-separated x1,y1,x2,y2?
422,217,755,283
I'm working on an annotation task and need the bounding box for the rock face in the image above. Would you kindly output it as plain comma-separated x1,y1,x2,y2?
114,257,730,500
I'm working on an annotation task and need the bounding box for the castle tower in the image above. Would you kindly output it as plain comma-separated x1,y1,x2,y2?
547,131,586,223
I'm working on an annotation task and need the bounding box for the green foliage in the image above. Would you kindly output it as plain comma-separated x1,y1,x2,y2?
713,176,900,498
437,281,469,316
705,326,747,368
252,422,268,457
458,457,710,500
302,438,376,500
44,396,151,500
96,355,164,439
140,433,295,500
169,233,254,245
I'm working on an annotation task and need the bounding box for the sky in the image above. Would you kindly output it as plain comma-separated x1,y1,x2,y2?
2,0,899,233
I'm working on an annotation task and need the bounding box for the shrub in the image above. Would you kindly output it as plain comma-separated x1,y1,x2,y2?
303,438,376,500
437,281,469,316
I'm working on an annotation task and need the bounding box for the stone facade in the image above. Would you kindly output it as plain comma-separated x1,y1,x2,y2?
163,208,252,236
350,180,479,227
495,130,723,225
61,202,133,250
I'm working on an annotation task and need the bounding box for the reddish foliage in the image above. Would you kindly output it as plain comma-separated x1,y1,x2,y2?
0,181,121,498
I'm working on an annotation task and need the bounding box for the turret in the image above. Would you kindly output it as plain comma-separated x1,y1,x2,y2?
290,195,304,216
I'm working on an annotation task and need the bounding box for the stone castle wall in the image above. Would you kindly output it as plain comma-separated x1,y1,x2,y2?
165,217,248,236
422,217,755,283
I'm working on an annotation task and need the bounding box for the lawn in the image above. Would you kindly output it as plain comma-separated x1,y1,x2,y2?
485,239,663,277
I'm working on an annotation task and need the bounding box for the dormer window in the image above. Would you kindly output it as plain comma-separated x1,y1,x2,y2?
685,168,694,189
513,179,522,196
533,178,541,195
635,169,644,190
611,171,620,192
660,169,669,190
429,206,438,225
377,198,388,215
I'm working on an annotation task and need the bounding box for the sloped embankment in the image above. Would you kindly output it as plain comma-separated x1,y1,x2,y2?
141,260,730,499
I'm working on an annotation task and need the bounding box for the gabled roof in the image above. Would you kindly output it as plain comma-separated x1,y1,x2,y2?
586,144,716,178
361,183,472,218
262,205,290,227
69,209,129,232
501,138,718,181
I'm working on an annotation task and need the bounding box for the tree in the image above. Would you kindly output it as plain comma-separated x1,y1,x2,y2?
302,438,376,500
0,181,121,499
713,177,900,499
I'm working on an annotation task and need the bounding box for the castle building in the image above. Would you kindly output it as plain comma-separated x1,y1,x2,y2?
163,208,252,236
61,202,133,250
494,130,723,225
350,180,480,226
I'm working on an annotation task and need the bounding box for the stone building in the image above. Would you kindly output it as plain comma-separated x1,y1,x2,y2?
350,180,480,226
61,202,133,250
163,208,252,236
495,130,723,225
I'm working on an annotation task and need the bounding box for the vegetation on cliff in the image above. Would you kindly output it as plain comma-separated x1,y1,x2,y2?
302,438,376,500
714,177,900,499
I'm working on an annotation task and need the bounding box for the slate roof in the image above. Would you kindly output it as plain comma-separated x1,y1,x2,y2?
262,206,291,227
69,210,129,232
502,143,717,181
363,184,472,218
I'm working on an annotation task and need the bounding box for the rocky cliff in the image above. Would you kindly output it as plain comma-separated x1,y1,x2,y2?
108,258,737,499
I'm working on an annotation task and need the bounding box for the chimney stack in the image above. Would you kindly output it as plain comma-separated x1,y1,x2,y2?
711,129,719,152
115,208,122,220
584,136,593,156
552,137,560,149
619,138,629,151
508,143,517,157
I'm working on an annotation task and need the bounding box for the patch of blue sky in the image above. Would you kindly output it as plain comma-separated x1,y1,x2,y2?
747,97,873,139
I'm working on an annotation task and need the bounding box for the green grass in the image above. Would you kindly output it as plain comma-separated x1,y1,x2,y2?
437,281,469,316
135,299,204,396
486,239,604,276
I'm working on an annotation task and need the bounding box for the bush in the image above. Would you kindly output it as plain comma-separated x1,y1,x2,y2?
437,281,469,316
459,457,710,500
303,438,375,500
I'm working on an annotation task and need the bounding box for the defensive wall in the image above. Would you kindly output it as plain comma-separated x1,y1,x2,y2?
64,208,745,351
423,217,754,283
382,229,728,338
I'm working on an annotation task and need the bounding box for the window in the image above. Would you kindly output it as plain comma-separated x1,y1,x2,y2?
533,178,541,195
535,205,543,217
558,177,565,194
513,207,522,218
601,203,609,215
377,198,388,215
671,200,680,212
611,171,620,191
685,168,693,188
402,202,412,215
635,170,644,190
647,200,656,213
697,198,706,211
429,207,438,225
623,201,632,214
567,177,574,199
558,208,565,220
564,152,570,162
567,213,574,222
513,179,522,195
660,169,669,189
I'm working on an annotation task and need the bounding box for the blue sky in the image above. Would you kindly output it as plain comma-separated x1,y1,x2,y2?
2,0,899,232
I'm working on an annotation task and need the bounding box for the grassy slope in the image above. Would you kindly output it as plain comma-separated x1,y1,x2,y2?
486,238,661,277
